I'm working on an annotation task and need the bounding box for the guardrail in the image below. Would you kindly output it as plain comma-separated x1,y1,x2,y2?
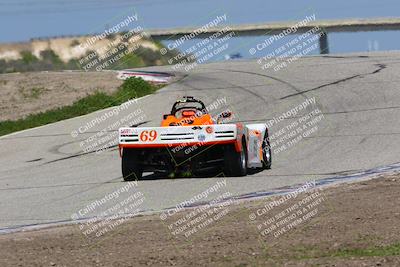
147,18,400,54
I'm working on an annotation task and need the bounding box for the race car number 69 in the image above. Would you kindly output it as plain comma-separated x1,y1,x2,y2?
140,130,157,141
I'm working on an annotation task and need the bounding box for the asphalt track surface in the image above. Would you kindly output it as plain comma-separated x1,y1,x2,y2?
1,51,400,229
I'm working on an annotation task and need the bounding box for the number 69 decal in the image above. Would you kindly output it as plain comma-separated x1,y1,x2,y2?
140,130,158,142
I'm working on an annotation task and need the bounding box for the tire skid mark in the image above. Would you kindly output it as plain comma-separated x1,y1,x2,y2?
280,63,387,99
209,68,306,100
43,146,118,165
233,104,400,123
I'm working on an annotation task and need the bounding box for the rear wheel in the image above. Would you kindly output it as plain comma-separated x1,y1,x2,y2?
224,139,247,176
122,148,143,181
262,131,272,169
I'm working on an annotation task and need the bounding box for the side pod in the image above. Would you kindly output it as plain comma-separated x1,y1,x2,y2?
245,124,267,168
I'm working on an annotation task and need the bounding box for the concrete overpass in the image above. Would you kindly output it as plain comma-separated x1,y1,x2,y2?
147,18,400,54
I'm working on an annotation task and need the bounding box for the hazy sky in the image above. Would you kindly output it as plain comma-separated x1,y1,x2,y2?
0,0,399,57
1,0,399,42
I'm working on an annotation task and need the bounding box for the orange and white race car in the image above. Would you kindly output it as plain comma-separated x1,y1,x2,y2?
118,96,271,181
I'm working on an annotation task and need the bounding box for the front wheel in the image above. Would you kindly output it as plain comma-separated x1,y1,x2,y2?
122,148,143,181
224,140,247,177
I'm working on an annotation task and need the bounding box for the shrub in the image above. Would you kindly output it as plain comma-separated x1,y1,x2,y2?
20,51,38,64
0,77,159,136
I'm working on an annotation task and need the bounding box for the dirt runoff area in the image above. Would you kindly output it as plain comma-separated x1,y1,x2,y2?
1,173,400,267
0,71,122,121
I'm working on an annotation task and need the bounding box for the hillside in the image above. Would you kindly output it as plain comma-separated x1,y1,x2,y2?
0,31,183,73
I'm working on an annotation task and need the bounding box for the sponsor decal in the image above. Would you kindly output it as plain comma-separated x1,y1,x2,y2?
198,134,206,142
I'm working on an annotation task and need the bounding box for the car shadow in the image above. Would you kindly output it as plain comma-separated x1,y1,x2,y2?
140,170,225,180
132,167,267,181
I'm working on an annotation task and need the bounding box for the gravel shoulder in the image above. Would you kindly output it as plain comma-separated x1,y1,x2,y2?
1,173,399,267
0,71,122,121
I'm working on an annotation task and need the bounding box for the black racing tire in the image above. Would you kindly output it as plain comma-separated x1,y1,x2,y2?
122,148,143,181
262,131,272,169
224,139,247,177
